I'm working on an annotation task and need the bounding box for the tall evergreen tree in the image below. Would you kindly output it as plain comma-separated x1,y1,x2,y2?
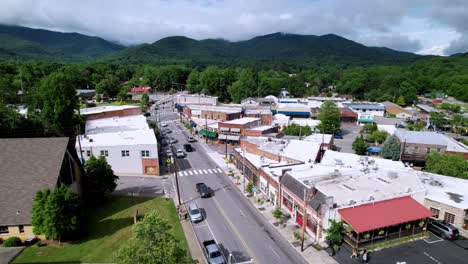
352,135,368,155
317,101,341,134
381,135,401,160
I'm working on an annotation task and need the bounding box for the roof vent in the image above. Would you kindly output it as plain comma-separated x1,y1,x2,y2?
348,199,356,205
89,138,94,142
429,180,443,187
335,159,344,166
387,171,398,179
368,195,375,201
405,187,412,193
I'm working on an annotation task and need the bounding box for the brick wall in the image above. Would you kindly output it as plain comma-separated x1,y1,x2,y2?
85,107,142,120
243,126,278,137
244,113,273,125
0,225,45,242
141,158,160,175
424,198,468,237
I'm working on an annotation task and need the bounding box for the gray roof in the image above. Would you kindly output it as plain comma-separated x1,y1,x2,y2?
281,173,327,211
395,130,448,146
0,138,69,226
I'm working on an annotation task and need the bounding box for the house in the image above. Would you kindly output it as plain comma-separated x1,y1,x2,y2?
243,109,273,125
395,130,468,164
0,138,83,241
382,101,413,119
418,172,468,237
130,86,151,93
340,108,358,125
77,114,159,176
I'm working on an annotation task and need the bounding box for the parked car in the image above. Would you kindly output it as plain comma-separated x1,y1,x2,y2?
143,112,151,117
188,203,203,223
160,139,168,147
428,220,459,239
202,240,225,264
333,133,343,139
184,143,193,152
161,122,168,127
165,128,172,133
176,149,185,158
187,136,197,142
165,149,173,157
196,183,211,198
169,138,178,144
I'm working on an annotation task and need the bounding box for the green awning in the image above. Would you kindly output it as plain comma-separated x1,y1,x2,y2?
200,129,218,138
358,119,373,123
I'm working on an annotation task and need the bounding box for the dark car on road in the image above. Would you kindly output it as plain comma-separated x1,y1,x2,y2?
184,143,193,152
160,139,168,147
428,220,459,240
333,133,343,139
196,183,211,198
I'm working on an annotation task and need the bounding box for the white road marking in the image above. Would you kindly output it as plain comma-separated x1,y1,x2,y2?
197,169,203,174
270,247,280,258
193,224,209,229
180,171,187,176
217,168,223,173
207,169,213,173
203,169,208,174
188,171,193,175
423,252,443,264
193,170,199,175
424,232,444,244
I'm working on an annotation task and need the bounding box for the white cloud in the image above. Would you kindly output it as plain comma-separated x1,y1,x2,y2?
0,0,466,55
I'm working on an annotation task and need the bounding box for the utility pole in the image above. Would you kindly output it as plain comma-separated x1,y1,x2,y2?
225,132,228,159
76,125,84,163
242,147,246,192
205,115,208,144
171,145,182,205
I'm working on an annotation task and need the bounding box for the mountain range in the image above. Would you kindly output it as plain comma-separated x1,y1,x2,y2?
0,24,426,66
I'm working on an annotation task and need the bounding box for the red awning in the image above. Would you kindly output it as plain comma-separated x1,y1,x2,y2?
338,196,433,233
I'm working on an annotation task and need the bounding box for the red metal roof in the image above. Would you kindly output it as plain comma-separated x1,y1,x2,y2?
131,86,151,93
338,196,433,233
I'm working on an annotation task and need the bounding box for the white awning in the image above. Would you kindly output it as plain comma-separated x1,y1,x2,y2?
219,127,230,132
218,134,240,141
230,128,241,133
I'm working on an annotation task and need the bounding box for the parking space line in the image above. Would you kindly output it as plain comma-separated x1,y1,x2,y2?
424,232,444,244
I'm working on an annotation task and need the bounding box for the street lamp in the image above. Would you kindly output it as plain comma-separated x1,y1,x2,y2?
242,146,246,193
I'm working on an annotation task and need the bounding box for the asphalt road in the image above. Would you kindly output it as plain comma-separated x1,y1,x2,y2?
158,110,307,264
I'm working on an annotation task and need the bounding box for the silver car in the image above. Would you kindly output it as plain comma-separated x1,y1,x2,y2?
428,220,459,240
188,203,203,223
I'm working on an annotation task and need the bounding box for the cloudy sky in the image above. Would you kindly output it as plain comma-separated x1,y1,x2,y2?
1,0,467,55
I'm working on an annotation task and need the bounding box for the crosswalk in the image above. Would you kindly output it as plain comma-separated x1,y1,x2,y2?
178,167,224,177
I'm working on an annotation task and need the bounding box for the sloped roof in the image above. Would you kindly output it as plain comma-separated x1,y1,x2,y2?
338,196,433,233
0,138,69,226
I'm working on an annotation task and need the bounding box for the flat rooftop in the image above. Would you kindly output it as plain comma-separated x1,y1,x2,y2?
221,117,260,125
320,150,406,170
303,133,333,144
85,115,150,134
79,129,157,147
80,105,140,115
418,172,468,209
343,102,385,110
247,125,275,131
187,104,242,114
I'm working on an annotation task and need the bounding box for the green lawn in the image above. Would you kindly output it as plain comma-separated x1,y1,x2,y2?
14,196,188,263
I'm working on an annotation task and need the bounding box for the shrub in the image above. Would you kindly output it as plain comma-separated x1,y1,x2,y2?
378,229,385,236
418,220,425,228
405,223,412,230
363,232,370,239
293,231,301,240
272,208,283,220
246,182,254,194
3,237,22,247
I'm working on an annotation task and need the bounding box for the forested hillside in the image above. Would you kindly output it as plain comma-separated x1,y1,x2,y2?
0,25,124,61
107,33,421,67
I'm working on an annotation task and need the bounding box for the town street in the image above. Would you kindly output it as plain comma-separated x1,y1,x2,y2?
158,107,308,264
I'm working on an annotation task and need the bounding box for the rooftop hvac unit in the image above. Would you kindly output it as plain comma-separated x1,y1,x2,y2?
88,138,93,142
429,180,443,187
335,159,344,166
368,195,375,201
405,187,412,193
303,180,311,186
348,199,356,205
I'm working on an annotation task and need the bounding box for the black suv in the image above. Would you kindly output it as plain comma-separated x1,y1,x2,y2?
196,183,211,198
184,143,193,152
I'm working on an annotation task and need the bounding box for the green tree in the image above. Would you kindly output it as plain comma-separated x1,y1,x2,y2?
228,68,259,103
367,130,388,144
115,211,192,264
84,155,119,203
317,101,341,134
396,95,406,106
381,135,401,160
32,186,81,241
282,123,312,137
352,135,367,155
186,69,200,93
325,220,345,245
32,189,50,235
29,71,79,133
246,182,254,195
141,92,150,108
96,74,120,97
425,152,468,179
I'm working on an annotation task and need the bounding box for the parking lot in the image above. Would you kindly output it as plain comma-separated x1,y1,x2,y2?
333,124,361,153
334,232,468,264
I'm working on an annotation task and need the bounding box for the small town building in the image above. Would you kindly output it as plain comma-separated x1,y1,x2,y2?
340,108,358,125
0,138,83,241
175,94,218,106
183,105,242,122
382,101,413,119
80,105,142,120
343,102,385,125
130,86,151,93
77,113,159,176
395,130,468,164
243,109,273,125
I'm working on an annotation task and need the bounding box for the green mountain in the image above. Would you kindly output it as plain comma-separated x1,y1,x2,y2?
0,24,124,61
108,32,421,66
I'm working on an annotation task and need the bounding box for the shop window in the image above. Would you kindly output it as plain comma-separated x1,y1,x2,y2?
444,212,455,224
430,207,440,218
100,150,109,157
141,150,150,157
86,150,91,157
121,150,130,157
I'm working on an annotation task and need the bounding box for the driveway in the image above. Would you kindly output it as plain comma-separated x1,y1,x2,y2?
113,176,174,197
334,233,468,264
334,125,361,154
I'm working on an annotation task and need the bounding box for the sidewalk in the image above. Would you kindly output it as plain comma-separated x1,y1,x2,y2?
199,140,338,264
179,216,206,264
